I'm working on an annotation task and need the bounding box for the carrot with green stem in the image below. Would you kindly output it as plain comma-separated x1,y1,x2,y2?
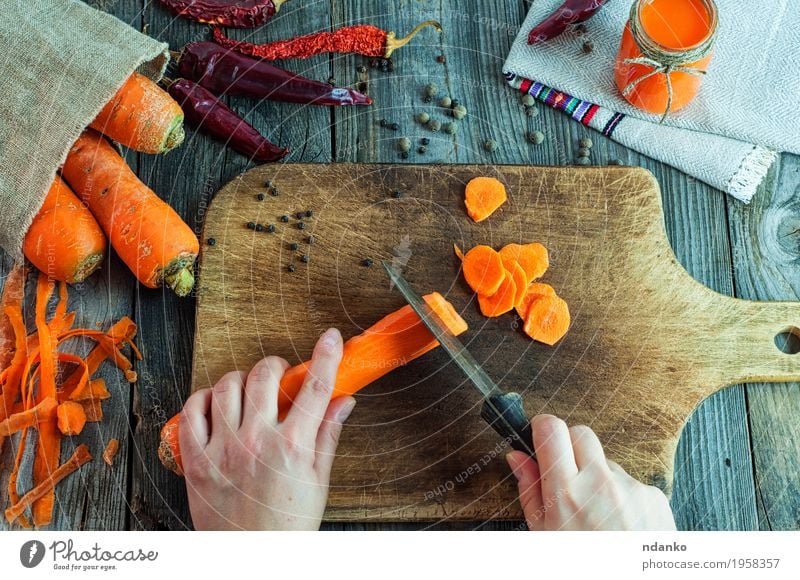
23,175,106,284
61,130,199,296
90,72,185,154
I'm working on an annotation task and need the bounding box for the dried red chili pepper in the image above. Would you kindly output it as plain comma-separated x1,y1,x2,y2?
158,0,288,28
212,20,442,61
528,0,609,44
177,42,372,106
166,78,288,163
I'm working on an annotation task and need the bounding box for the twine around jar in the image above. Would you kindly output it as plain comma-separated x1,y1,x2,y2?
622,0,717,123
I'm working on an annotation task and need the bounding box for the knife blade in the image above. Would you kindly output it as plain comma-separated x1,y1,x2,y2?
382,262,535,457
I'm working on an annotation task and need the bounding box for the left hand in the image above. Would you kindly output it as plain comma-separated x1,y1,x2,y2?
180,328,356,530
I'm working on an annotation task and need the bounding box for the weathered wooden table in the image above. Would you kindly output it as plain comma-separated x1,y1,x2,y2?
2,0,797,530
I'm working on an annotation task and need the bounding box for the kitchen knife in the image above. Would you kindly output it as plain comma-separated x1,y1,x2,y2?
382,262,535,457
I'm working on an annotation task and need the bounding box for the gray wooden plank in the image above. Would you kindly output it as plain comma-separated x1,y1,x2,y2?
332,0,756,530
127,0,334,530
727,153,800,530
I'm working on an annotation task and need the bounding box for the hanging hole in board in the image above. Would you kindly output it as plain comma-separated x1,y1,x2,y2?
774,326,800,355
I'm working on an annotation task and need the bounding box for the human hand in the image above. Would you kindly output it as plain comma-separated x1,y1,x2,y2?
506,415,676,531
179,327,356,530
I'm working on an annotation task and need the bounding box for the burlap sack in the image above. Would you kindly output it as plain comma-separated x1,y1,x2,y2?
0,0,169,258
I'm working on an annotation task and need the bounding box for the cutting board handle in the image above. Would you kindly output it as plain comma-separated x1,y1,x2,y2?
721,298,800,385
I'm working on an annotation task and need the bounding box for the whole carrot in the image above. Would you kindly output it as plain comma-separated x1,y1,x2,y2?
90,72,185,154
61,130,199,296
23,175,106,284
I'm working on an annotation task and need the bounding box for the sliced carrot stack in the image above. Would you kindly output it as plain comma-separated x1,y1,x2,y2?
478,273,517,317
515,282,557,319
462,245,506,296
523,294,571,345
499,243,549,284
506,262,528,308
464,177,507,222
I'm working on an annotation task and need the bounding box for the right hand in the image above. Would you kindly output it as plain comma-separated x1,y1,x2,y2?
506,414,677,531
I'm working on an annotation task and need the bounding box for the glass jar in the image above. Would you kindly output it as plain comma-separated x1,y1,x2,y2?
614,0,718,118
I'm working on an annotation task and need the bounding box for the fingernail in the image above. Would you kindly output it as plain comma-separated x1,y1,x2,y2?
320,327,341,348
506,452,523,478
335,398,356,423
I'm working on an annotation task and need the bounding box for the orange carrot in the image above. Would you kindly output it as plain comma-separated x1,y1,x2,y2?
159,292,469,475
499,243,549,284
478,272,517,317
523,294,571,345
5,444,92,525
464,177,507,222
81,398,104,423
515,282,556,319
90,72,185,154
23,176,106,284
61,130,199,296
158,414,182,476
462,245,506,296
56,401,87,436
0,397,57,436
0,264,25,370
103,438,120,466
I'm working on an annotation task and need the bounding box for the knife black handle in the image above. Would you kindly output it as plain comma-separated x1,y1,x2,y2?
480,392,536,458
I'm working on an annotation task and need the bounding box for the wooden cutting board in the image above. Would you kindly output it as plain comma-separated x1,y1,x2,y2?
192,164,800,522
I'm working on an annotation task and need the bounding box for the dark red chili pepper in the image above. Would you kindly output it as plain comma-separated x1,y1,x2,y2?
528,0,609,44
178,42,372,106
158,0,287,28
167,78,288,163
212,20,442,60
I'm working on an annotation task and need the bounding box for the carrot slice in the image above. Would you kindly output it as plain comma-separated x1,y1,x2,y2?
462,245,506,296
57,401,87,436
499,243,549,284
5,444,92,525
103,439,120,466
523,294,571,345
515,282,557,319
478,272,517,317
503,262,528,308
464,177,507,222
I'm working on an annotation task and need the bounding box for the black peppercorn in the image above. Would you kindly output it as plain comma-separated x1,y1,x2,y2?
357,64,367,74
423,95,432,103
436,54,446,63
582,40,594,54
270,187,279,196
380,118,387,127
207,238,216,246
307,235,315,244
289,242,299,251
267,224,276,233
256,193,265,201
255,223,265,232
393,190,403,198
361,258,373,267
280,215,289,223
301,255,310,263
296,211,305,219
265,180,274,188
420,137,430,145
451,99,460,108
327,76,336,86
288,264,296,273
298,222,306,230
390,122,399,131
305,210,313,218
246,222,256,229
418,146,427,154
400,151,409,159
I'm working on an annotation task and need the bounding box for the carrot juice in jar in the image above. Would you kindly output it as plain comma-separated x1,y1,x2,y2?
614,0,718,118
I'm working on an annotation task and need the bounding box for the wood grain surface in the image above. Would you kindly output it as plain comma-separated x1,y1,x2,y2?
192,163,800,521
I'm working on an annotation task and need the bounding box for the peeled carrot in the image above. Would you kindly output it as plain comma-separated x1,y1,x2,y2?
56,401,87,436
103,438,120,466
0,397,57,437
499,243,549,284
90,72,185,154
23,176,106,284
61,130,199,296
464,177,507,222
515,282,556,319
523,294,570,345
5,444,92,525
159,292,469,475
462,245,506,296
478,272,517,317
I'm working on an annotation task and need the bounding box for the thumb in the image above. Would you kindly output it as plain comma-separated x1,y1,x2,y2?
506,451,545,531
313,396,356,482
